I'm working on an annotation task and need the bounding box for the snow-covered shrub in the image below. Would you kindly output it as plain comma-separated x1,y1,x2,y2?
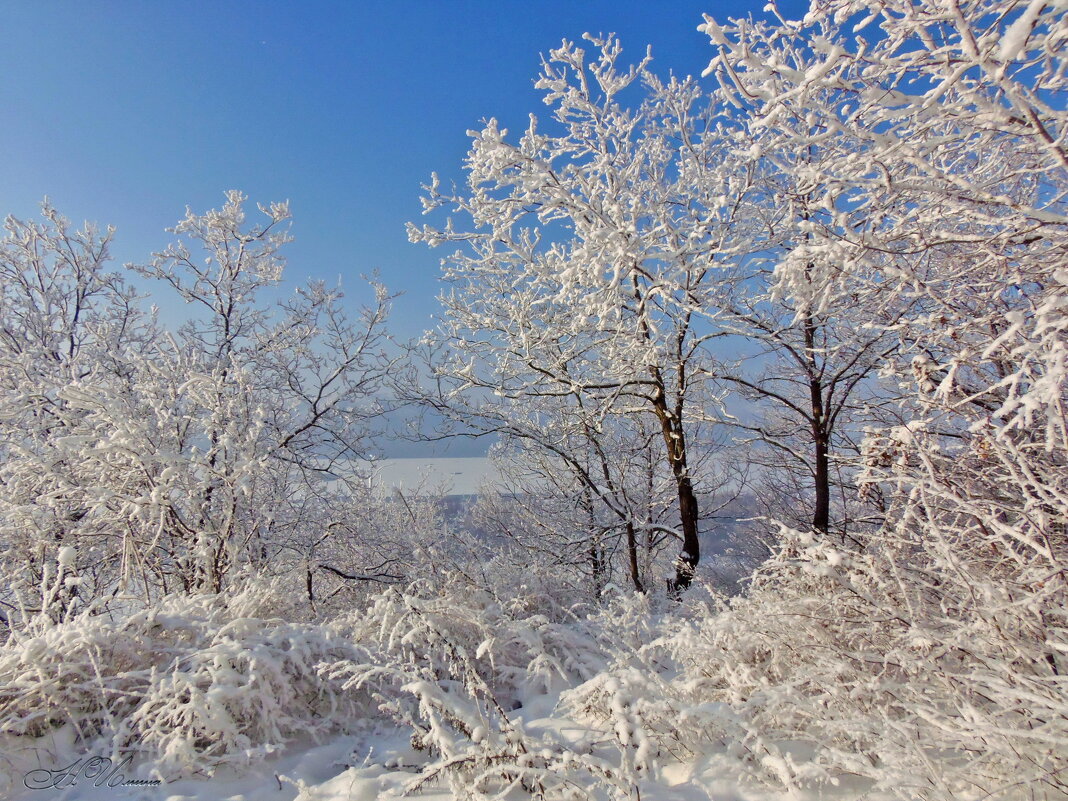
559,521,1066,797
618,520,1066,799
331,579,604,711
323,580,627,798
0,582,370,781
320,582,733,799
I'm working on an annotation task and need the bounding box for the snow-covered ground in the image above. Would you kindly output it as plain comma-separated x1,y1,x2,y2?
3,693,893,801
1,579,1055,801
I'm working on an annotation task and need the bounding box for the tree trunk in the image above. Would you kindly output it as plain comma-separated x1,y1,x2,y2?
635,274,700,594
671,472,701,592
625,520,644,593
812,427,830,536
805,314,831,537
653,395,700,594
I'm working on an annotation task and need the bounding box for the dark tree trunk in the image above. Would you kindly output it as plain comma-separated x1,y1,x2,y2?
653,396,700,595
625,520,644,593
812,427,830,536
671,472,701,592
580,484,621,596
805,313,830,537
633,274,700,595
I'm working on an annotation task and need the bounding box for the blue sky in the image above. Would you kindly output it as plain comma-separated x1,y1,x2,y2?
1,0,806,338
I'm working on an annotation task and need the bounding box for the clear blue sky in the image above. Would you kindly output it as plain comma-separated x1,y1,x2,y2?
1,0,806,338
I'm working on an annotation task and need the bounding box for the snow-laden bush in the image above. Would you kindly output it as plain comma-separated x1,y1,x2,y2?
564,525,1068,800
0,580,370,783
329,577,605,713
323,580,659,799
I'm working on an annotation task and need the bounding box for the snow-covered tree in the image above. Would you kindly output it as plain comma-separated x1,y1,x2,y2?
0,194,396,626
705,91,905,542
0,204,158,623
127,191,396,594
678,0,1068,794
409,36,761,592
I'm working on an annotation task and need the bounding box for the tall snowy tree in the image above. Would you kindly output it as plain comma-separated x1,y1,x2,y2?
685,0,1068,793
409,37,762,592
705,79,906,542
